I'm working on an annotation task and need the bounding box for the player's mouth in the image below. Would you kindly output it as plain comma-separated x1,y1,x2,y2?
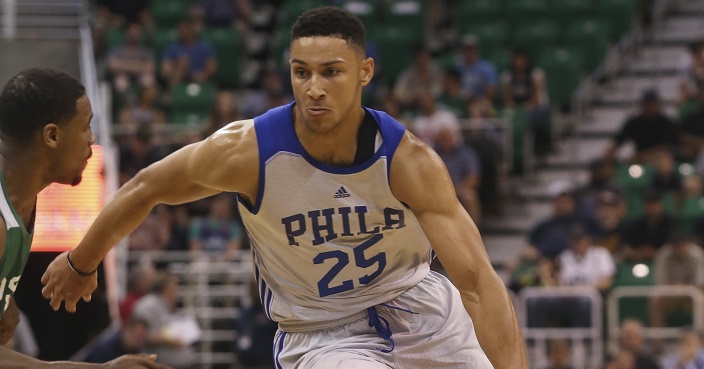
307,107,330,116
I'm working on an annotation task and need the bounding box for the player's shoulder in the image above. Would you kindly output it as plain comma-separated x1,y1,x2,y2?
202,119,257,154
393,131,444,173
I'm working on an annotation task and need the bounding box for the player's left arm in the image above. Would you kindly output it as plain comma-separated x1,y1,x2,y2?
0,297,20,344
390,132,528,369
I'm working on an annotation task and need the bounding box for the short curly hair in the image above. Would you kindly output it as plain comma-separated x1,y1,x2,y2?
290,6,366,52
0,68,85,143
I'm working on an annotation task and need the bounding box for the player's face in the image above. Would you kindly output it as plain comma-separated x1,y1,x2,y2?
289,36,373,133
54,95,96,186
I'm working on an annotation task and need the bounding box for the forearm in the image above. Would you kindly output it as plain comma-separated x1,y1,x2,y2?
0,345,99,368
462,271,528,369
70,174,159,271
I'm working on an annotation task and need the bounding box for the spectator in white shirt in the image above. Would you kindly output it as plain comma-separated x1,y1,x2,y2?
558,226,616,292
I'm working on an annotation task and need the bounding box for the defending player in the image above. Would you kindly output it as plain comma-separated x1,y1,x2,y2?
42,7,528,368
0,68,170,368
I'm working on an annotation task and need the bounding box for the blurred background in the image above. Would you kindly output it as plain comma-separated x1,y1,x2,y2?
2,0,704,368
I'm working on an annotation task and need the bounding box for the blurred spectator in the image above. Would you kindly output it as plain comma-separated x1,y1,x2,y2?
412,91,460,147
128,205,172,251
167,205,192,252
650,233,704,327
524,180,598,260
193,0,253,32
678,41,704,105
392,46,443,108
189,194,243,256
501,49,551,157
377,96,413,128
435,122,482,224
456,34,497,103
118,85,166,128
619,319,660,369
651,151,682,194
132,273,198,369
161,19,217,89
107,22,155,97
604,89,677,164
508,255,556,293
661,332,704,369
606,351,636,369
679,89,704,161
437,68,468,119
656,232,704,277
241,70,292,118
84,317,150,363
623,190,675,262
579,159,620,218
544,339,573,369
119,262,157,322
119,123,164,185
233,280,278,369
594,189,629,256
96,0,149,25
203,90,243,137
557,226,616,293
456,34,498,119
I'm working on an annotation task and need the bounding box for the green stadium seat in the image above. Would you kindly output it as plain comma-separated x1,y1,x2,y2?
595,0,638,40
613,261,654,324
460,23,510,55
563,19,610,71
171,111,209,125
551,0,597,29
537,47,583,109
152,27,178,61
170,82,216,124
368,25,417,82
340,0,378,28
151,0,191,28
505,0,551,25
502,107,529,174
486,48,510,73
281,0,328,30
458,0,503,23
201,28,243,87
511,20,560,60
382,0,426,39
613,163,655,219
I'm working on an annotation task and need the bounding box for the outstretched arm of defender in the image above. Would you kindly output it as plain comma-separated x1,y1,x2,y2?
391,132,528,369
41,120,259,312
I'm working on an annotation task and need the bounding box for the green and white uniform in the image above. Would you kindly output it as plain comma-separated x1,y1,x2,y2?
0,172,33,316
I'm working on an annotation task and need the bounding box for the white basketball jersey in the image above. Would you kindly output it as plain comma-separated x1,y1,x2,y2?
238,103,432,329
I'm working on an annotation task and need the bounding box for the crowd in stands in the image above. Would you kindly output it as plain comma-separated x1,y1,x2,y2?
8,0,699,368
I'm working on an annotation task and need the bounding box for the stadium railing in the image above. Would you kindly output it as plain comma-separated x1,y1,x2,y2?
518,286,604,369
606,285,704,355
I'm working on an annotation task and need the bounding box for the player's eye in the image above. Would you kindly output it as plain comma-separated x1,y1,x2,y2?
326,69,340,77
295,69,309,78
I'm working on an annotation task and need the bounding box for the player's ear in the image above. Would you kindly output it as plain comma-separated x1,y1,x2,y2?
43,123,59,148
360,56,374,87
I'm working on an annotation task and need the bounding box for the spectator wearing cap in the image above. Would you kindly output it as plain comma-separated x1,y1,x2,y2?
623,189,675,262
557,225,616,292
594,189,629,256
524,180,599,260
604,89,678,164
456,34,498,117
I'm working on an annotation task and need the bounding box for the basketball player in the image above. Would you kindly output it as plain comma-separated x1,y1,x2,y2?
42,7,528,368
0,68,170,368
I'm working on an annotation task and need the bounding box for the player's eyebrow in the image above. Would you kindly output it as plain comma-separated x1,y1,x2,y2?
291,59,345,66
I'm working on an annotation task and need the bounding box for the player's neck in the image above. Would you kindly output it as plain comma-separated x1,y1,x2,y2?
0,146,47,214
295,106,364,167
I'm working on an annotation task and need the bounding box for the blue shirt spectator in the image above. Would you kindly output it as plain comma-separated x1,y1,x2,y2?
84,318,149,363
161,19,217,88
457,35,498,100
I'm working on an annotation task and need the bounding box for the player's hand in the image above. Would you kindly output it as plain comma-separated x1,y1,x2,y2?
40,251,97,313
0,297,20,344
102,354,173,369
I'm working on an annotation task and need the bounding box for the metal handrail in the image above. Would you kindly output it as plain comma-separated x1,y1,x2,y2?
519,286,604,369
606,285,704,355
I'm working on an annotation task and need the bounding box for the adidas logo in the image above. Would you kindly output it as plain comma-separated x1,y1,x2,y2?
333,186,351,198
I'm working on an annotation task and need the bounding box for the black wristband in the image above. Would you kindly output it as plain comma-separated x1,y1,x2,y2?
66,251,97,277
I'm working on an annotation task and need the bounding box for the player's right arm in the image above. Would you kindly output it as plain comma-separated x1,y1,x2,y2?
0,347,174,368
41,120,259,312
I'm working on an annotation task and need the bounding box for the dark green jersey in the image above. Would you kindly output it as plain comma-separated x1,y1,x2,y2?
0,172,33,316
